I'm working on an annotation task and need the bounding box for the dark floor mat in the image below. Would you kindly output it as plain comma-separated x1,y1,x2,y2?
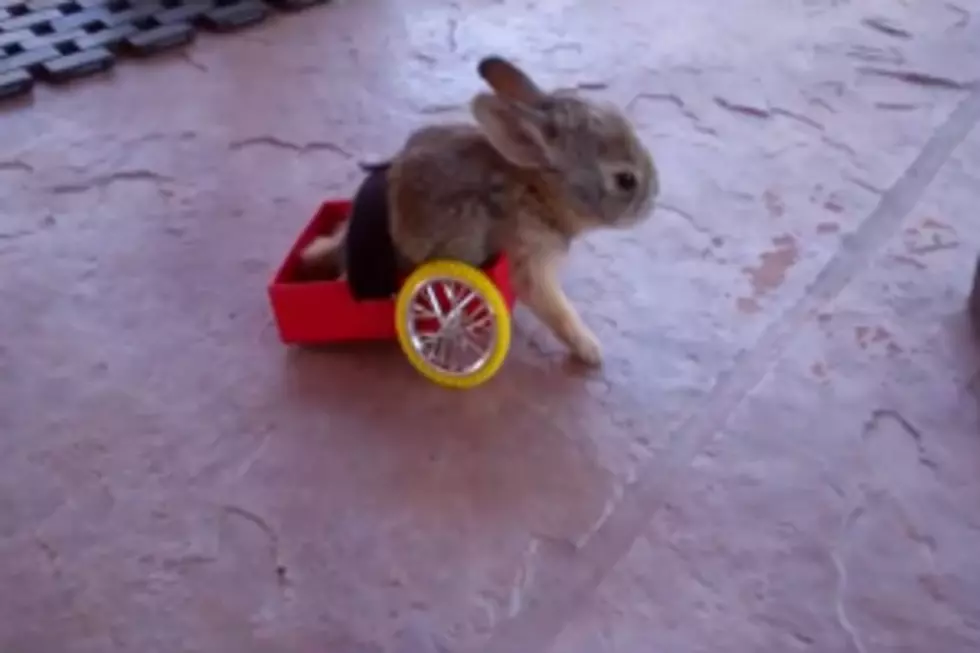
0,0,329,101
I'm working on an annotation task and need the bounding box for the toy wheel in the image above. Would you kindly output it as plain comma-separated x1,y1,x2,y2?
395,260,512,389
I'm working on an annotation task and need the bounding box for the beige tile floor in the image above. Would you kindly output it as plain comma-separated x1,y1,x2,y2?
2,1,979,651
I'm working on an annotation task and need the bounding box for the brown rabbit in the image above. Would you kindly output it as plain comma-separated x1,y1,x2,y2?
301,55,659,365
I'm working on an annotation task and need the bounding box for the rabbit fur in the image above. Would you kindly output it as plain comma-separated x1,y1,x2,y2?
301,55,659,365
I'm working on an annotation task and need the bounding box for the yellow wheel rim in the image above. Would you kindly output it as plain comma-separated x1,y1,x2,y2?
395,260,512,389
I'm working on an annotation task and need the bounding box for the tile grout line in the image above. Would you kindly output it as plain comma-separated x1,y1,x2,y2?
482,85,980,653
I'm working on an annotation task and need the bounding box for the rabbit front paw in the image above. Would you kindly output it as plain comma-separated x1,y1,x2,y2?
569,328,603,366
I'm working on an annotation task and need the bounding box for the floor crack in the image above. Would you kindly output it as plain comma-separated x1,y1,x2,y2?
831,504,869,653
480,64,980,653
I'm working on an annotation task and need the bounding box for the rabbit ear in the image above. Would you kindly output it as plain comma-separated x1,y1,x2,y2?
471,93,551,169
478,56,544,104
474,57,552,168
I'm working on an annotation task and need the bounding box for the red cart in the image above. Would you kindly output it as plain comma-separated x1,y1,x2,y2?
268,200,517,388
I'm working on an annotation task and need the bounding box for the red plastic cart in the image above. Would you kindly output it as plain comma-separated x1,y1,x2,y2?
268,200,517,388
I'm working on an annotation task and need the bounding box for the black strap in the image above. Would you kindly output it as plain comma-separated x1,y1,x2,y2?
344,164,400,300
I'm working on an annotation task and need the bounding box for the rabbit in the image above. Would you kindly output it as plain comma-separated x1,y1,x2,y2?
301,55,659,365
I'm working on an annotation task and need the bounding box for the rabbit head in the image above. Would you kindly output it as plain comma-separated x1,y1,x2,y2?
471,56,658,231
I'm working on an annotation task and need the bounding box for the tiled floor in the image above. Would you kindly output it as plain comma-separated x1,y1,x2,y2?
2,1,979,651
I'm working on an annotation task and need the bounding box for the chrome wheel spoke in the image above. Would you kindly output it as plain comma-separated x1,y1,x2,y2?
408,276,498,376
434,334,450,370
464,309,494,334
457,330,484,356
448,290,477,321
411,298,440,321
443,281,457,307
445,333,462,372
425,285,444,321
418,333,439,360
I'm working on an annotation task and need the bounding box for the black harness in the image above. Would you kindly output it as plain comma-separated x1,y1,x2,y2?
343,163,400,300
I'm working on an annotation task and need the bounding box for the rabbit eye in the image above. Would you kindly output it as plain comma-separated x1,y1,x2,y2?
614,171,637,192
